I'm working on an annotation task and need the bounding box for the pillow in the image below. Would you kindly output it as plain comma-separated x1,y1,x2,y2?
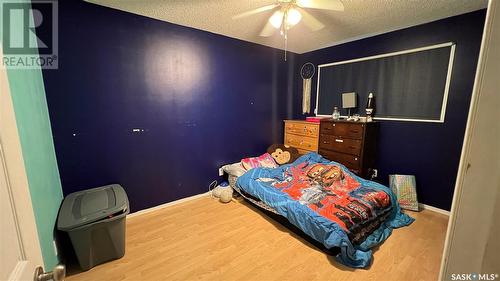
221,162,247,177
241,153,278,171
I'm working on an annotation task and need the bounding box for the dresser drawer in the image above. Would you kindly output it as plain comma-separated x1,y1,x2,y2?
320,122,364,139
319,149,361,170
319,134,362,156
296,148,314,155
285,133,318,152
284,122,319,138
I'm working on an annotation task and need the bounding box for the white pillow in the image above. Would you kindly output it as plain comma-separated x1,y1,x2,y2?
222,162,246,177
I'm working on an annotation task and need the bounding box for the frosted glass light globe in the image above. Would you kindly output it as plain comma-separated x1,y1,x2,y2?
269,10,284,28
296,0,311,6
286,8,302,26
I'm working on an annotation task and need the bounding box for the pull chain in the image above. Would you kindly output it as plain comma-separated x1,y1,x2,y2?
284,30,288,61
282,9,289,61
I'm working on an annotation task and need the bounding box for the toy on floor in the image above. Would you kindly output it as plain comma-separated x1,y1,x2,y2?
219,187,233,203
209,181,234,203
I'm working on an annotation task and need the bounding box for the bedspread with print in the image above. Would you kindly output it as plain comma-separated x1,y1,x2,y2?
273,160,392,244
236,153,414,268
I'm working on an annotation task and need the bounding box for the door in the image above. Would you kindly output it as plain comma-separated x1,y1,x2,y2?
440,0,500,278
0,45,44,280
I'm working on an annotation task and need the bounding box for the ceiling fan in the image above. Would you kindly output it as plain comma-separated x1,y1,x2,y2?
232,0,344,37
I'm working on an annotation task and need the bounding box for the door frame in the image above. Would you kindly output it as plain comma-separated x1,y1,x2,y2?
0,45,44,280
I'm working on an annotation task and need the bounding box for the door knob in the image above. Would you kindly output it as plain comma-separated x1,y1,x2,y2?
34,264,66,281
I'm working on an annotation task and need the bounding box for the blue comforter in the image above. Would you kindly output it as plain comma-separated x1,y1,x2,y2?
236,153,414,268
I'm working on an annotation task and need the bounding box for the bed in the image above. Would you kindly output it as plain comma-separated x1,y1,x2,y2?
235,152,414,268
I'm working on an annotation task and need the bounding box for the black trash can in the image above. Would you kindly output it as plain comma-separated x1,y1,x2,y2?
57,184,129,271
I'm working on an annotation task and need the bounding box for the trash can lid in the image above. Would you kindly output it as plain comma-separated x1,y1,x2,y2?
57,184,129,231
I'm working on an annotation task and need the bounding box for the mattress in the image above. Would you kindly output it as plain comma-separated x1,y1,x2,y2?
236,152,414,268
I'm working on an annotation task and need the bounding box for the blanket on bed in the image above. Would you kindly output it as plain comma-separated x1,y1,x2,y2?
236,153,414,268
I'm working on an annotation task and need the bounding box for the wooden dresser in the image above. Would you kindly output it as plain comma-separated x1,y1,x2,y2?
319,120,379,178
283,120,319,155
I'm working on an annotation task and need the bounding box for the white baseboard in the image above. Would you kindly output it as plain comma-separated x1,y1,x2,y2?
128,192,211,218
127,192,450,218
419,203,450,216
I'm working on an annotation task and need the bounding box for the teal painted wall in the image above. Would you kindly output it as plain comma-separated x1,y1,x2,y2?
6,66,63,270
1,1,63,269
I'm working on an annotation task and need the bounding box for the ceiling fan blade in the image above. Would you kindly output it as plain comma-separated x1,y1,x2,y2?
299,8,325,31
232,4,278,20
296,0,344,11
260,21,276,37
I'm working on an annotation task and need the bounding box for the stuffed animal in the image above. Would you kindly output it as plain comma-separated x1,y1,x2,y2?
210,181,234,203
267,144,300,165
219,188,233,203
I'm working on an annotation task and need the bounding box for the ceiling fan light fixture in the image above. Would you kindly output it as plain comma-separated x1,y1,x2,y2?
286,8,302,26
296,0,311,7
233,0,343,61
269,10,284,28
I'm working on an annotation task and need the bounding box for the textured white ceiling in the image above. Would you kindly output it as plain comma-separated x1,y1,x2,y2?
85,0,487,54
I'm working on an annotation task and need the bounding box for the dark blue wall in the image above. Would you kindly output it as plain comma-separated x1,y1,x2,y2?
43,0,484,212
42,0,295,212
296,10,486,210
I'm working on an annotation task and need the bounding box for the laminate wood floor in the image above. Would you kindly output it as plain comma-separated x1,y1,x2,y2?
66,195,448,281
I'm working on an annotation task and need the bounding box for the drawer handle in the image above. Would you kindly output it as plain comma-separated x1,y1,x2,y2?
323,141,329,144
354,157,358,161
350,130,359,133
335,139,344,143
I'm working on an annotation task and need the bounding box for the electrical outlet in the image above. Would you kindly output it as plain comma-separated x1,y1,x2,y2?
372,169,378,178
218,167,224,176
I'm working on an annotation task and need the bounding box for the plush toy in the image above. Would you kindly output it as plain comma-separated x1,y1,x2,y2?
267,144,300,165
219,188,233,203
